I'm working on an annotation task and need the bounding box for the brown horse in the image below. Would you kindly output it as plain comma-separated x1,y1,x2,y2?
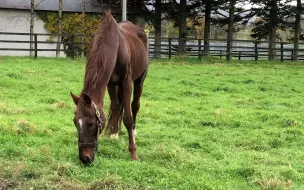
70,9,148,164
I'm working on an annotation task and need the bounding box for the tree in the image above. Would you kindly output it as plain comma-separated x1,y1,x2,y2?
250,1,287,40
56,0,63,57
81,0,86,57
42,12,103,57
30,0,34,56
213,0,256,61
226,0,236,61
160,0,202,54
250,0,293,60
203,0,212,56
268,0,278,61
154,0,162,58
178,0,187,54
293,0,302,61
29,0,46,56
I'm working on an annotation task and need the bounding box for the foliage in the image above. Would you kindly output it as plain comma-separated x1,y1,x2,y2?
144,0,204,38
0,57,304,189
38,12,104,57
249,0,295,40
38,12,135,57
150,17,205,38
212,0,256,33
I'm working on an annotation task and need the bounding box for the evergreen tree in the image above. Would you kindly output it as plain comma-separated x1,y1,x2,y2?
250,0,293,60
213,0,256,61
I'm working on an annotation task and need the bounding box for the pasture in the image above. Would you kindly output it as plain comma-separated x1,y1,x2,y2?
0,57,304,189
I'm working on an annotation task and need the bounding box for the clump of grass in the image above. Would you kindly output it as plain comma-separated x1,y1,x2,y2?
283,119,297,128
255,177,293,190
89,176,121,190
149,144,195,165
16,119,36,135
53,101,72,109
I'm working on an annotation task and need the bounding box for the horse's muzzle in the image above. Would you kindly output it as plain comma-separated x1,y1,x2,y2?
79,147,96,164
79,154,95,164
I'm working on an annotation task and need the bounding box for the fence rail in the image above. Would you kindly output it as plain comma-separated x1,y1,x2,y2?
0,32,304,61
149,37,304,61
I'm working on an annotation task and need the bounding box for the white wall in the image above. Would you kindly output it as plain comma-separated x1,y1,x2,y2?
0,9,65,57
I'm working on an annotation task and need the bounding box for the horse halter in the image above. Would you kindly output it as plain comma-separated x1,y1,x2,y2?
78,101,104,149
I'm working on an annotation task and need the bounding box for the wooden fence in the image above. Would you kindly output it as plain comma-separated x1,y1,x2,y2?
1,32,304,61
0,32,89,58
149,37,304,61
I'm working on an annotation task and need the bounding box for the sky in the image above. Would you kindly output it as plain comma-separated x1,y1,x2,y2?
239,0,297,9
147,0,298,11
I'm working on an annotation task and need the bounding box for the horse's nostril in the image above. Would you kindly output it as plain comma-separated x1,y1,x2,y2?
81,156,91,164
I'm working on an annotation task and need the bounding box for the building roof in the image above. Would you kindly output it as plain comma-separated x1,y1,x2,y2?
0,0,148,15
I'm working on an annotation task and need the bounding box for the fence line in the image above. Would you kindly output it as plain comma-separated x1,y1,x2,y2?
0,32,304,61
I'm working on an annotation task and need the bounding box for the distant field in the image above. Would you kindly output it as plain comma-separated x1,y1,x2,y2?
0,57,304,189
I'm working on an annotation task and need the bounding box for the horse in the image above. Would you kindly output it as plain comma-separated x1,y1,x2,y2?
70,8,148,164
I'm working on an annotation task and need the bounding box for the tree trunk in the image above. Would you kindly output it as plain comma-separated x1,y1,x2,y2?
30,0,34,56
226,0,235,61
56,0,63,57
154,0,161,58
204,0,211,57
178,0,187,55
268,0,278,61
81,0,85,57
293,0,301,61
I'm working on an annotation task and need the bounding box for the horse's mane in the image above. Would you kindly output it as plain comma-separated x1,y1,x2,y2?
83,11,113,95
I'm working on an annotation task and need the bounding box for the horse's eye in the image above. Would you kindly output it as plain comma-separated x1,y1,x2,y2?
87,122,93,127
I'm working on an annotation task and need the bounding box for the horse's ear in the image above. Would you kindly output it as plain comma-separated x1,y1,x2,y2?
82,92,92,105
70,92,79,105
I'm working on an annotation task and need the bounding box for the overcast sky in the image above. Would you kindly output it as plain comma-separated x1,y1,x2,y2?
239,0,297,9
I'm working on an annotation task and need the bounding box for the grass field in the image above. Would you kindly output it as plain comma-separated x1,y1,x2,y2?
0,57,304,190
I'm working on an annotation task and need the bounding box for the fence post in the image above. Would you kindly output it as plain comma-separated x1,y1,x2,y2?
255,41,258,61
34,34,38,58
168,38,172,59
291,50,294,61
280,42,284,62
238,51,241,60
198,39,202,60
220,51,222,59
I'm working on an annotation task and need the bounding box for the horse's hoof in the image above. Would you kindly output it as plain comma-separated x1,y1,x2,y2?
131,155,140,161
110,133,119,139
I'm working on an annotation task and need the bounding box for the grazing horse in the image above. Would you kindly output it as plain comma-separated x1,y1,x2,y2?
70,9,148,164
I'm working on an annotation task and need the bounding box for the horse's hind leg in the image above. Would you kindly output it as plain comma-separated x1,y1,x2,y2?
122,77,139,160
107,84,121,138
132,71,147,137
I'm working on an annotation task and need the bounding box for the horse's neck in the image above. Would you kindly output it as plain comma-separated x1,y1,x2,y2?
83,17,118,107
92,87,106,108
82,86,106,108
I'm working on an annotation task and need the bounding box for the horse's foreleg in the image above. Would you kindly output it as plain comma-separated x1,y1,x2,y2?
107,84,121,137
122,77,139,160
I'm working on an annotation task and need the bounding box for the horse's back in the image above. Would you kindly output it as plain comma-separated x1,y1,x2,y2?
118,22,148,81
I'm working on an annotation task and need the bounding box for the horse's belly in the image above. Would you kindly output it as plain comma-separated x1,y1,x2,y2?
131,59,148,80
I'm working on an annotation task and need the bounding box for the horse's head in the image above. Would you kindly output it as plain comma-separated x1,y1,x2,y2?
70,92,105,164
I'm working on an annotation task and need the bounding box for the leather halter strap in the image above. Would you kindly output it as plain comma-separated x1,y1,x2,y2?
78,101,104,149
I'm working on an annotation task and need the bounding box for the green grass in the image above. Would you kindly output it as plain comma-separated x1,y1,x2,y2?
0,56,304,189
